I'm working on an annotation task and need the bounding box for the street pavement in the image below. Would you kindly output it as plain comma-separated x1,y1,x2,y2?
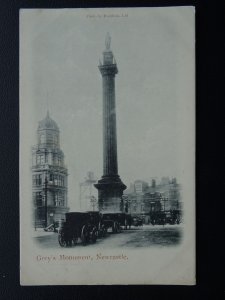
34,224,182,249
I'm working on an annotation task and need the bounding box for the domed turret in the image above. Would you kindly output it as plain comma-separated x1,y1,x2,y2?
38,110,59,132
37,111,60,148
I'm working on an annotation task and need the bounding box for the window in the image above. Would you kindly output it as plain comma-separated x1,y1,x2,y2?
36,155,41,165
60,192,64,206
40,134,45,144
40,155,45,165
32,174,42,186
54,135,58,144
37,174,42,185
59,176,64,186
54,192,59,206
35,192,42,206
50,173,53,182
48,174,65,186
54,175,58,185
36,155,45,165
47,134,53,143
54,192,65,207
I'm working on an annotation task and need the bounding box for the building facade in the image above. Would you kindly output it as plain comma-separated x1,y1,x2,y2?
32,111,69,228
124,178,181,223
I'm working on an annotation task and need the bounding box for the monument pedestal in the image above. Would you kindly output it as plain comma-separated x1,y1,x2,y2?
95,175,126,212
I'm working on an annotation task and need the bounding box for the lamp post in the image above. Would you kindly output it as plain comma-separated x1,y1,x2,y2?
49,212,54,228
44,174,48,228
34,207,36,231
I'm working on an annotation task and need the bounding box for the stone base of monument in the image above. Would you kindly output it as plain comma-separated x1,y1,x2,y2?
94,176,126,212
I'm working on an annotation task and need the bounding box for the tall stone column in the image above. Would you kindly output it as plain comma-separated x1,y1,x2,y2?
95,33,126,212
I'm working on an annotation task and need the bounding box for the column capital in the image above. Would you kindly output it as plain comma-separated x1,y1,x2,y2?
99,64,118,77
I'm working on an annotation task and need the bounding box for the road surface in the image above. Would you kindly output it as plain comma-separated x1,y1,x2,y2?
34,225,182,249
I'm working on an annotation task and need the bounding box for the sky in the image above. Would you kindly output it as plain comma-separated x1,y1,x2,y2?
20,7,195,210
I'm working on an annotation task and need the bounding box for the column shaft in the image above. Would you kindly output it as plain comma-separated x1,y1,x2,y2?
102,75,118,176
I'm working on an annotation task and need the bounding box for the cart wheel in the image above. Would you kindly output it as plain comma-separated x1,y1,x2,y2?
72,236,78,246
81,225,90,245
66,239,73,247
58,232,67,247
90,227,97,243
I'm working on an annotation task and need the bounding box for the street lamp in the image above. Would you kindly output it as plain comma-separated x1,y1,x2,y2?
44,174,48,228
34,207,36,231
49,212,54,227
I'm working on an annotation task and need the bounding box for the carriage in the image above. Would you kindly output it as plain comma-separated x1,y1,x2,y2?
150,210,181,225
101,212,132,233
58,212,100,247
118,213,132,230
132,216,143,227
85,211,107,238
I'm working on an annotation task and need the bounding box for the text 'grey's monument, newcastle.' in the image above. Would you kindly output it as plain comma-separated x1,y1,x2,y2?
95,33,126,212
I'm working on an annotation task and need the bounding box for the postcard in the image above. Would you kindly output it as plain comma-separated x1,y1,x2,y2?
20,7,195,285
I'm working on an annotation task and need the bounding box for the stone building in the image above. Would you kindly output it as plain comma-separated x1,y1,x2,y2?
124,178,181,222
32,111,69,227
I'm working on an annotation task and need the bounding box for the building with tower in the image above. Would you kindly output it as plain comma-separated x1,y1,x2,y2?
95,33,126,212
32,111,69,228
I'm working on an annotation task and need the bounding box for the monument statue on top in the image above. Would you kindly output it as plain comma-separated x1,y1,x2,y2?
105,32,111,50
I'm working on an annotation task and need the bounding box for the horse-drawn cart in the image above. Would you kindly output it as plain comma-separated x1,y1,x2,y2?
58,212,99,247
101,212,132,233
